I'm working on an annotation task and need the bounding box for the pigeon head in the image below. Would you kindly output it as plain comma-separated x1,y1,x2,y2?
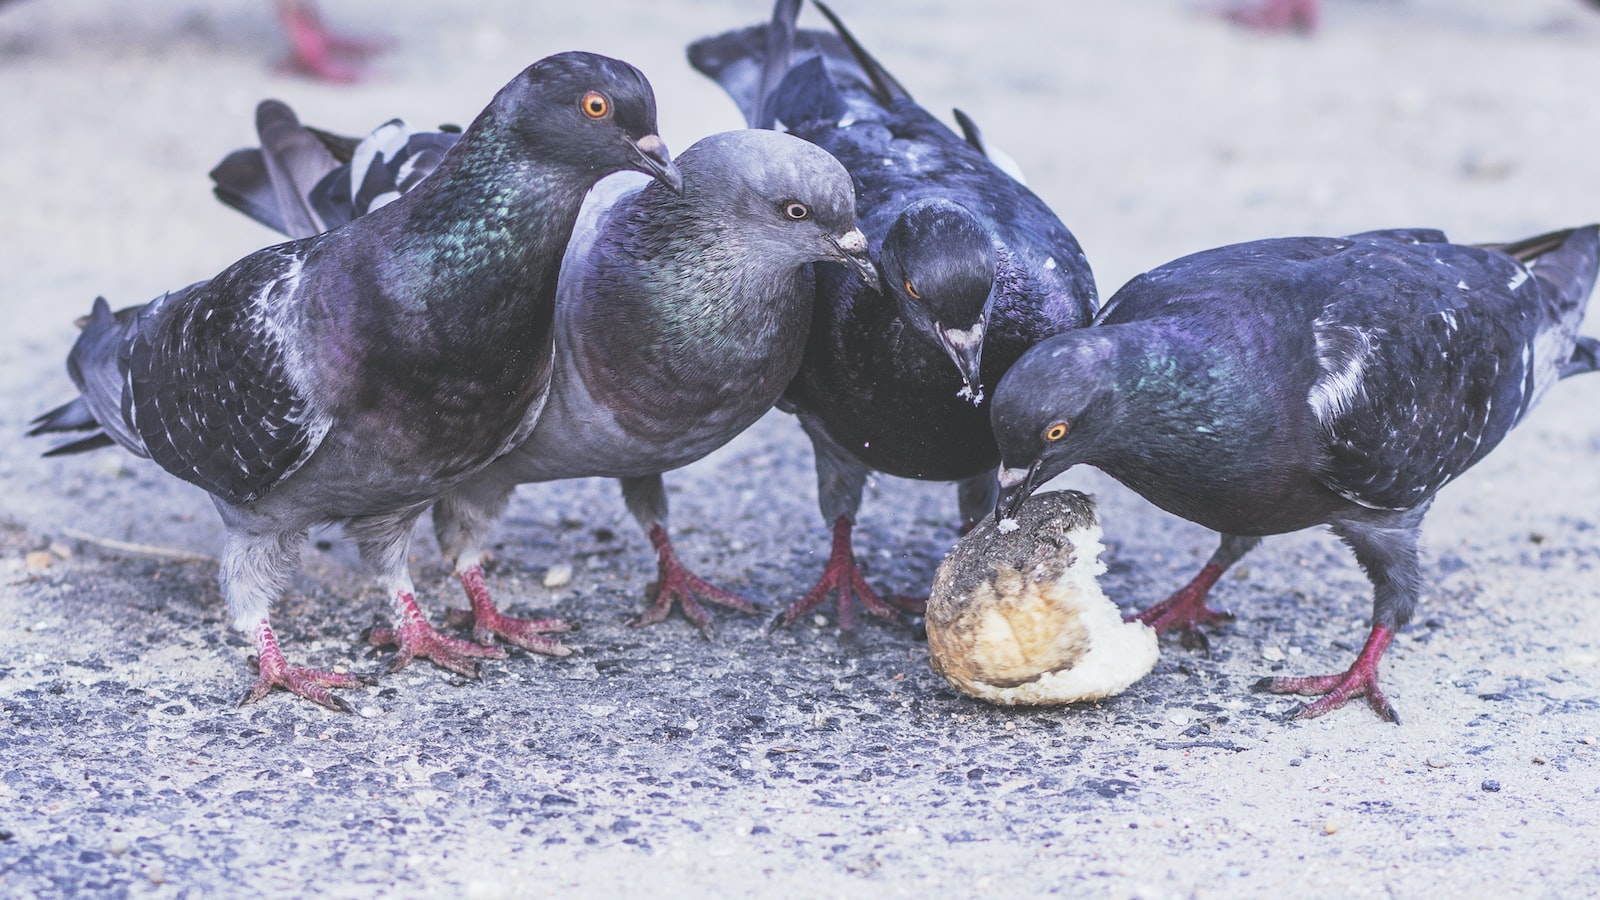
991,332,1120,522
487,51,683,194
878,199,998,401
676,129,875,285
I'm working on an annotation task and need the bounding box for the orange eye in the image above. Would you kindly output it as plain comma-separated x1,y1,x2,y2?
903,279,920,300
1044,422,1069,442
580,92,610,118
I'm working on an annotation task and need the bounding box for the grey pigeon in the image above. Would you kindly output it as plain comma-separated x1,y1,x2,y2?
209,110,877,636
992,226,1600,722
689,0,1097,631
30,52,683,711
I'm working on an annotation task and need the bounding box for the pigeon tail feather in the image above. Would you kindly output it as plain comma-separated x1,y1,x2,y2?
811,1,910,105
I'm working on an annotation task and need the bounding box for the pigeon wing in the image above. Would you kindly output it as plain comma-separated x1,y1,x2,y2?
1310,240,1541,512
125,245,330,506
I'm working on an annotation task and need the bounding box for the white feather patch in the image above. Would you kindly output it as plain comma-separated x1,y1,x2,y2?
1308,318,1372,425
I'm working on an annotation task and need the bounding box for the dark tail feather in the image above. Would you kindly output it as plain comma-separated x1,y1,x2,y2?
209,148,286,235
1478,226,1582,262
32,296,152,459
210,101,348,240
42,432,117,457
752,0,802,129
29,397,99,436
1521,226,1600,323
255,100,343,238
811,0,910,106
952,108,984,154
1560,335,1600,379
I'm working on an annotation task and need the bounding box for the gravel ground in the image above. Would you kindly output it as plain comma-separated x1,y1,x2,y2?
2,0,1599,896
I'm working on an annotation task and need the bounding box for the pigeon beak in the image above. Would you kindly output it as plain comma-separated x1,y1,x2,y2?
829,228,880,291
630,133,683,196
995,461,1040,523
937,321,986,403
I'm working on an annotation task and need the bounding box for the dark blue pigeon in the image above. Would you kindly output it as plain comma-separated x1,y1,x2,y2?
689,0,1098,632
29,52,683,711
992,226,1600,722
209,105,877,637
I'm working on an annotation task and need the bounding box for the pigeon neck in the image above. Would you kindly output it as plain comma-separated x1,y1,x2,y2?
399,124,592,320
1090,324,1250,488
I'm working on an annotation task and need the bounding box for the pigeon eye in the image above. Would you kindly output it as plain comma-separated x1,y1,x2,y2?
903,279,921,300
1044,421,1069,442
580,92,611,119
783,201,810,220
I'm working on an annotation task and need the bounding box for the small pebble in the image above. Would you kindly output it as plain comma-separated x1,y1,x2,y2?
1323,820,1339,835
996,518,1020,534
1532,756,1547,765
24,551,52,570
358,706,382,719
108,835,130,856
1426,757,1451,769
1261,646,1285,662
145,864,166,886
543,564,573,588
813,615,828,628
1481,779,1502,793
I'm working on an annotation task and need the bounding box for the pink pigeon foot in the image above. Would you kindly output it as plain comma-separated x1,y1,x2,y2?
240,619,368,712
776,516,902,632
275,0,389,82
443,566,573,656
632,524,759,635
368,591,507,676
1254,625,1400,722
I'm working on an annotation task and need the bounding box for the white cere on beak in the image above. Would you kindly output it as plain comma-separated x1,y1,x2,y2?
997,466,1032,489
941,323,986,404
836,228,868,255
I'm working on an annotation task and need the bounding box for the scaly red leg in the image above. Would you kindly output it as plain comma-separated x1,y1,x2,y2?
1222,0,1320,32
240,619,367,712
1255,624,1399,723
443,566,572,656
633,524,758,635
1130,562,1234,634
368,591,506,676
275,0,388,82
776,517,902,631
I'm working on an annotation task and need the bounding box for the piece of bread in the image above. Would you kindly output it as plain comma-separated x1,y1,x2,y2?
926,491,1158,706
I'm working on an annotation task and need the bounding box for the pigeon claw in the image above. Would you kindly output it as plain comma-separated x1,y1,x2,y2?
276,0,389,83
241,653,366,713
444,566,573,656
633,524,759,637
774,517,900,633
1128,562,1234,637
1255,672,1399,725
1253,625,1399,723
370,592,508,676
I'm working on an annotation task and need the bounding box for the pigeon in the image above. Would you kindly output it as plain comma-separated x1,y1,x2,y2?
29,51,683,711
689,0,1098,631
209,108,878,636
991,225,1600,722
